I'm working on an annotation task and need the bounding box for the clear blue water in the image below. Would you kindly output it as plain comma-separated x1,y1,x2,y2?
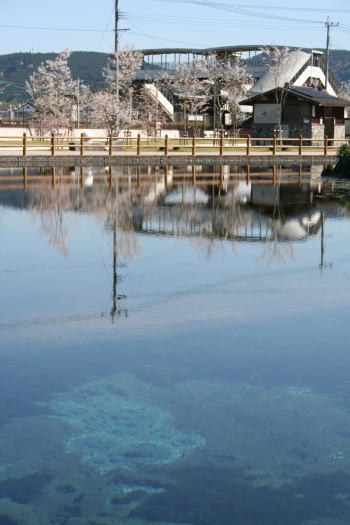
1,166,350,524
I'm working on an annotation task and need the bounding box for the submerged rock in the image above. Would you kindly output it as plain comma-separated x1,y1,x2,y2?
39,376,205,475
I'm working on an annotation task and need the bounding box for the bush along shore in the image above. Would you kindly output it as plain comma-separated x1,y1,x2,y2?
334,143,350,176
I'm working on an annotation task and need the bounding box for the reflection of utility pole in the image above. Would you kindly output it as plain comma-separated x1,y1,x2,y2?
110,217,127,323
325,17,339,92
319,211,332,272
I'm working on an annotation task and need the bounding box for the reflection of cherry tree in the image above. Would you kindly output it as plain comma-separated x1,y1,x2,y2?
192,190,252,259
29,186,73,256
257,239,295,265
27,179,159,260
257,188,296,265
158,186,252,259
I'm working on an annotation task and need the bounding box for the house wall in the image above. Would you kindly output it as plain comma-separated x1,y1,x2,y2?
252,122,326,143
254,104,279,124
252,123,278,138
333,124,345,145
310,123,324,144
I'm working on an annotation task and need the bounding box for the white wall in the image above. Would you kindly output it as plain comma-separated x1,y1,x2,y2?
0,127,180,138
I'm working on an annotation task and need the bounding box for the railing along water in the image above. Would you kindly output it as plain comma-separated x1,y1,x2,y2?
0,134,347,157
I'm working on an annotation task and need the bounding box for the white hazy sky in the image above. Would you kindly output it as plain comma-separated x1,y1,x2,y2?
1,0,350,54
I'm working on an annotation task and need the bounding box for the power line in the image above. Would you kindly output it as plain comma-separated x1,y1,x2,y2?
97,7,115,51
127,12,326,31
157,0,326,24
128,30,200,46
0,24,114,32
154,0,350,13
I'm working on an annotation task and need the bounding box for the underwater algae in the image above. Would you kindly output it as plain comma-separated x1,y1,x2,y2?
39,375,206,475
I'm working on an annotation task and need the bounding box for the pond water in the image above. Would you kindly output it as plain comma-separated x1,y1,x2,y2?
1,164,350,524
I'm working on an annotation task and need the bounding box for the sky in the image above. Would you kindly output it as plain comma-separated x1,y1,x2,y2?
1,0,350,55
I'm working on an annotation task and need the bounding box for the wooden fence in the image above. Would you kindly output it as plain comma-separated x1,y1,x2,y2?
0,133,348,157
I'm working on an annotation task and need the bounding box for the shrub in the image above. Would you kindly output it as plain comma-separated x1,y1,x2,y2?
338,142,350,158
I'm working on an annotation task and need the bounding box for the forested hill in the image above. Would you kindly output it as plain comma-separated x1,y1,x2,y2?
0,48,350,103
0,51,107,102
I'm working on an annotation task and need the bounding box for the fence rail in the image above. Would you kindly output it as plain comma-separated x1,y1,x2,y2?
0,133,348,157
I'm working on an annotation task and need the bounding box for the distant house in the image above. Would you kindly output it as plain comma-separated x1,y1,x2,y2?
13,102,36,121
240,86,348,141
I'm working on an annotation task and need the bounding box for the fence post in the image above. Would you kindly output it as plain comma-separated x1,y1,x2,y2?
246,135,251,156
137,134,141,156
324,135,328,156
109,135,113,156
51,133,55,156
80,167,84,187
192,136,196,156
299,135,303,156
23,133,27,156
165,134,169,156
108,166,113,187
80,133,84,156
273,135,277,156
220,134,224,156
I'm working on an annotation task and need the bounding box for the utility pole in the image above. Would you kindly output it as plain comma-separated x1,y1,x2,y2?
115,0,119,53
325,17,339,93
113,1,129,98
115,0,120,101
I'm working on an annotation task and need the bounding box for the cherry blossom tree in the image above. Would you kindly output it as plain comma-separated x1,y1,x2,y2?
340,80,350,101
138,78,171,136
90,45,143,136
261,47,291,136
206,57,252,133
89,91,133,136
170,59,212,135
26,50,88,135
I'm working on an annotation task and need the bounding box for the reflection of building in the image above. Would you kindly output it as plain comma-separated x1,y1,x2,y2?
133,181,324,243
251,183,322,240
0,168,343,245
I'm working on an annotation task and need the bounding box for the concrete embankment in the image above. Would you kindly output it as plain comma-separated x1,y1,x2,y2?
0,154,336,168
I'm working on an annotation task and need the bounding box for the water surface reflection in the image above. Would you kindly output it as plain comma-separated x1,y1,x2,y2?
1,166,350,524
